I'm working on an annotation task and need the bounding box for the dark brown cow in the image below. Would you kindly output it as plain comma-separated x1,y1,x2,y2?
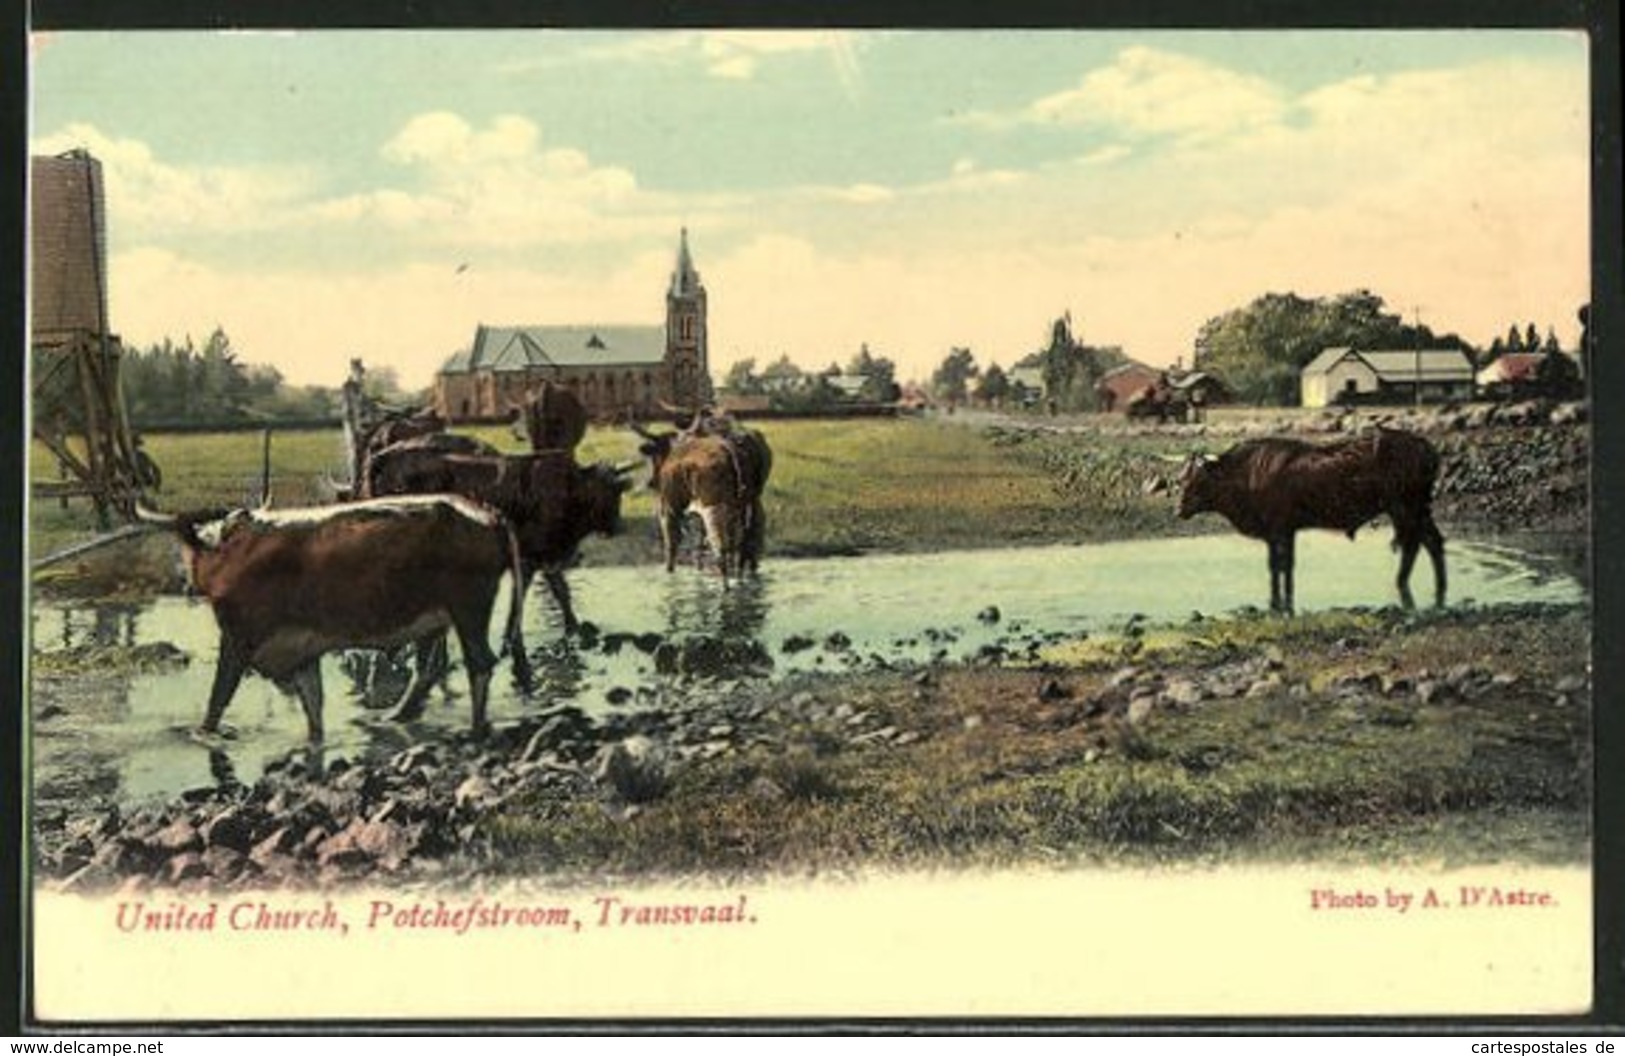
361,446,631,633
141,495,528,740
1176,427,1446,613
518,381,589,453
633,413,773,585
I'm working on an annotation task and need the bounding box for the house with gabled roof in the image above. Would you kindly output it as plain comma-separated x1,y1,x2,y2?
1300,346,1474,408
434,230,712,422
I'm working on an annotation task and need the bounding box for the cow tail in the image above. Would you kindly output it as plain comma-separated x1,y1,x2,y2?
723,435,752,533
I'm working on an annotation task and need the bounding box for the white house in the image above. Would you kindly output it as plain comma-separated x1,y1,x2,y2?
1300,347,1475,408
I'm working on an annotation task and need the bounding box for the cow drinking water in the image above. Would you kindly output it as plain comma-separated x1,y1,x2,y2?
632,413,773,586
1176,427,1447,613
140,495,529,741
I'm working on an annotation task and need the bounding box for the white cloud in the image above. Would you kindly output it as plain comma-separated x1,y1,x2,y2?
1029,46,1288,142
30,123,318,237
328,112,648,247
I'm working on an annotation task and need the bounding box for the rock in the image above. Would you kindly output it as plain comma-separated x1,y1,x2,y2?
1037,679,1070,702
454,774,499,812
202,807,256,853
782,635,816,655
1554,674,1588,694
824,632,853,653
1107,667,1140,689
1162,679,1204,707
202,845,249,883
593,735,670,804
976,606,1001,624
604,686,634,706
249,827,295,867
164,852,209,884
150,817,202,855
1246,675,1284,699
1127,692,1157,726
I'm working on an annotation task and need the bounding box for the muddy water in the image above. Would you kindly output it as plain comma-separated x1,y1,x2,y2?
30,533,1585,814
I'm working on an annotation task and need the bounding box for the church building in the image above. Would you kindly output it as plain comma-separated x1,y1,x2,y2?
434,230,711,422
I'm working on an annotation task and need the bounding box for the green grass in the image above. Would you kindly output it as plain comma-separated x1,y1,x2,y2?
479,604,1590,880
31,417,1107,588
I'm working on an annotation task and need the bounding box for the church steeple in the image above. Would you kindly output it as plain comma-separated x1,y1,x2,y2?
669,226,702,298
665,228,710,406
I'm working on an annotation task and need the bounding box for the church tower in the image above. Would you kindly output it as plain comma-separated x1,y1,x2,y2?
665,228,710,407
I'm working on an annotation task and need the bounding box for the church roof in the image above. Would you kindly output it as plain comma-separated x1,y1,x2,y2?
444,325,667,375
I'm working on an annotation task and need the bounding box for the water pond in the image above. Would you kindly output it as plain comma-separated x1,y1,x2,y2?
30,532,1585,813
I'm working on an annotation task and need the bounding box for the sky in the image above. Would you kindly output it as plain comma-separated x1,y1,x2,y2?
28,29,1591,390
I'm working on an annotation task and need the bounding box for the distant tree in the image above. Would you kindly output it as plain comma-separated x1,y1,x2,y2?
1506,325,1525,354
1016,313,1129,412
1535,346,1583,400
931,347,979,405
1525,323,1541,352
723,357,759,394
1542,328,1562,355
975,363,1011,407
847,343,899,401
1193,289,1457,405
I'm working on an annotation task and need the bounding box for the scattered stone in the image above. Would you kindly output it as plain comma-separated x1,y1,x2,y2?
1162,679,1204,707
593,736,670,804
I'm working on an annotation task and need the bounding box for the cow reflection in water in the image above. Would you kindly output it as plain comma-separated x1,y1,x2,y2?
51,601,142,651
662,573,770,644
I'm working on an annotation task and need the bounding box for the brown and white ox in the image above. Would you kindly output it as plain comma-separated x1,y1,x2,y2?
1176,427,1447,613
140,495,528,740
632,414,773,586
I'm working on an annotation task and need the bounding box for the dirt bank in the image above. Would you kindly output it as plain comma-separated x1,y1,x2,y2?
32,601,1591,891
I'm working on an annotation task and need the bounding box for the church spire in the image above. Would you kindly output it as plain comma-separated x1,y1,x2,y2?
670,227,701,297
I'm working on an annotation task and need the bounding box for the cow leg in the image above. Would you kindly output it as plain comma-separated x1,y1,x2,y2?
698,504,736,587
450,613,499,738
1422,513,1448,607
200,635,248,735
1281,533,1296,614
1266,539,1284,613
1393,514,1424,610
743,497,767,574
390,635,448,723
660,505,683,573
287,661,325,743
542,567,578,636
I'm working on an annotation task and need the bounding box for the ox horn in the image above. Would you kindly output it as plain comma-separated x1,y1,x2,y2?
132,503,178,527
611,459,641,476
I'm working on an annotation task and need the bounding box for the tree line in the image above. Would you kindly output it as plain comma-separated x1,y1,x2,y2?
109,329,417,429
925,290,1586,410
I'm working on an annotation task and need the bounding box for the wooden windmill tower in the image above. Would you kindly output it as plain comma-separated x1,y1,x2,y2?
30,149,150,529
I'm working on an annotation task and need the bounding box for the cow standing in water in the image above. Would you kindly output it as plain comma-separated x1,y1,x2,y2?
139,496,528,740
1176,427,1447,613
633,411,774,585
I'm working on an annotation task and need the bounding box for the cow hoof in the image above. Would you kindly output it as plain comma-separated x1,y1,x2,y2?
188,723,238,744
388,707,426,724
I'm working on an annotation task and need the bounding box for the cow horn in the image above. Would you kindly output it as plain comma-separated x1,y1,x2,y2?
611,460,640,476
628,418,658,440
132,503,178,527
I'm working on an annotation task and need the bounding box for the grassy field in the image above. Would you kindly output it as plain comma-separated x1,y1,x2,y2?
483,604,1591,877
31,416,1150,592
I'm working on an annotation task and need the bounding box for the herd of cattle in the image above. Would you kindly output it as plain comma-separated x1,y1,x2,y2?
135,385,1448,744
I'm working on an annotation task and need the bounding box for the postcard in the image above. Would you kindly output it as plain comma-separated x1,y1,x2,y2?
21,23,1605,1027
